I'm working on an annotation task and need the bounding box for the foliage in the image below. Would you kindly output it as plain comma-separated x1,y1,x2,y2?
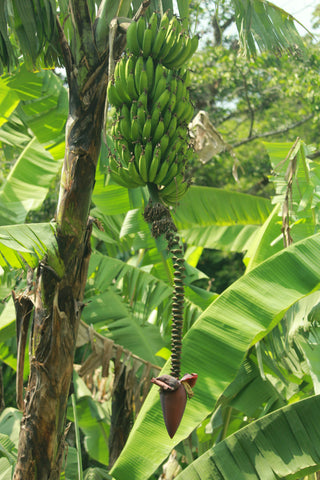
1,1,320,480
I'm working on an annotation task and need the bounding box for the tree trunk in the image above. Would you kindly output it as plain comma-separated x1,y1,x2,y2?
108,367,134,468
13,51,108,480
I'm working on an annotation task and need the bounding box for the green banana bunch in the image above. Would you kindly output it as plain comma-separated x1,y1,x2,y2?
107,12,198,204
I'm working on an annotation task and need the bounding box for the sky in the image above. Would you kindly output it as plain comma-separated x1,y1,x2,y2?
271,0,319,33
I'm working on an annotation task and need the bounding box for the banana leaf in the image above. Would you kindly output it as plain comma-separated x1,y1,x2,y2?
177,394,320,479
111,233,320,480
173,186,272,252
0,223,57,269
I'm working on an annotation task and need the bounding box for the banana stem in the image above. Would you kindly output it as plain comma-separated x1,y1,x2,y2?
166,230,185,379
143,191,185,380
147,182,161,203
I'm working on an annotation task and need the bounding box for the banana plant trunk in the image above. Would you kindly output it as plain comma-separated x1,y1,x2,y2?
13,17,109,480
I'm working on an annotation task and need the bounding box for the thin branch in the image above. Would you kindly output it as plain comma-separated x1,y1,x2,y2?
133,0,151,21
231,113,314,149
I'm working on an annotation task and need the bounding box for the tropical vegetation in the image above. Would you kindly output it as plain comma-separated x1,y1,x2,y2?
0,1,320,480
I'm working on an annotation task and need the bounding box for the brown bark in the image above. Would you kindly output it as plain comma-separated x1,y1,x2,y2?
108,368,134,468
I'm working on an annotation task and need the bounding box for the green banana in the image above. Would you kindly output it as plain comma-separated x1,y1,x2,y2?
116,59,131,104
162,32,185,65
166,35,199,69
151,13,169,57
152,89,170,113
109,154,121,171
160,16,181,59
126,73,139,100
119,116,131,140
138,149,149,183
153,158,170,185
125,55,135,79
173,99,186,120
139,68,148,94
145,56,154,92
181,68,191,86
121,104,131,124
151,104,162,133
162,181,189,204
175,79,186,104
128,159,146,185
114,77,130,104
142,26,153,58
159,133,170,155
126,21,140,56
131,117,141,141
134,55,144,92
149,12,158,45
167,114,177,137
153,120,165,145
136,16,146,50
137,105,146,130
148,144,162,182
119,143,131,167
107,82,123,108
166,91,177,113
130,100,138,123
134,142,143,164
151,73,167,102
153,63,167,91
142,118,152,141
109,170,135,188
179,102,194,124
163,108,172,131
118,165,143,188
144,141,153,168
169,76,178,95
161,162,180,188
137,91,148,109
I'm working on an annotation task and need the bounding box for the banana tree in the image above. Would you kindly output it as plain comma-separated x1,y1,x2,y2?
0,0,308,479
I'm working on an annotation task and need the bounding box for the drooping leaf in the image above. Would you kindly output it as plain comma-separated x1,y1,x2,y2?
232,0,306,57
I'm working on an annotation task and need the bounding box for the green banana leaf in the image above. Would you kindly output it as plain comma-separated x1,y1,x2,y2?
0,78,19,128
177,394,320,479
4,66,68,147
244,205,282,271
0,67,66,225
111,233,320,480
173,186,272,252
0,130,61,225
0,223,57,269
